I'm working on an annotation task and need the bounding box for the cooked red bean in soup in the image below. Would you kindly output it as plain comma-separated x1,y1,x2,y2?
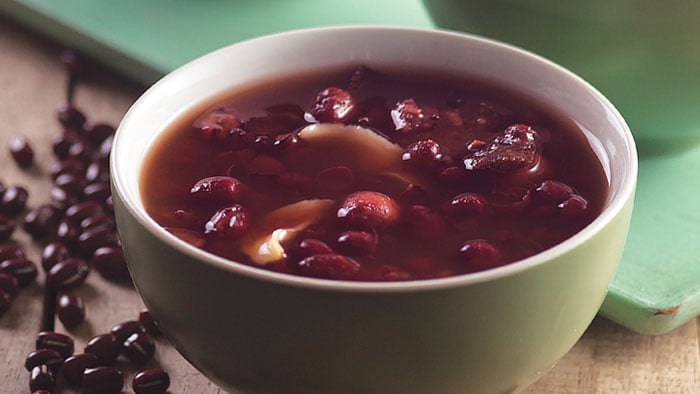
140,65,607,281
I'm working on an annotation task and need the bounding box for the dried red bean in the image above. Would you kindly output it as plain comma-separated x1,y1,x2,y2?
123,332,156,365
52,130,79,160
190,176,243,203
92,246,129,280
97,135,113,166
36,331,74,359
84,333,121,365
53,219,80,250
0,289,11,315
337,191,399,229
23,204,60,239
54,173,85,195
9,136,34,168
49,185,80,210
0,257,37,287
459,239,501,271
46,258,90,290
110,320,146,343
57,104,86,129
62,353,99,385
77,225,118,255
65,200,104,223
29,364,55,392
82,366,123,394
50,157,86,180
68,140,95,163
84,162,110,184
84,123,114,147
83,181,111,202
0,244,25,260
316,166,354,192
204,204,250,237
0,214,15,241
309,87,355,123
133,368,170,394
336,230,377,256
0,272,19,296
41,242,71,272
79,214,114,231
295,254,361,280
57,292,85,329
25,348,64,373
138,309,161,337
0,185,29,216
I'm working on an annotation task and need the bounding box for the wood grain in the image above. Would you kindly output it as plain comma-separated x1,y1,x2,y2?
0,15,698,393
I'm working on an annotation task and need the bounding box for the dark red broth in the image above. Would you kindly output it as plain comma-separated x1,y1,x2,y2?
140,65,607,281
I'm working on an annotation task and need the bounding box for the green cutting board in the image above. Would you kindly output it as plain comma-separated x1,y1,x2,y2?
3,0,697,335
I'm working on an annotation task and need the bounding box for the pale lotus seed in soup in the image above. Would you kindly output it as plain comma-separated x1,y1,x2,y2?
140,65,608,281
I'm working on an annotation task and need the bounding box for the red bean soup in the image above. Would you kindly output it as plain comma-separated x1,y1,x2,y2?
140,65,608,281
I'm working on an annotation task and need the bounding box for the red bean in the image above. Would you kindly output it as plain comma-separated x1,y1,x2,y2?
77,225,118,255
534,180,574,205
52,130,79,160
204,204,250,237
83,123,114,147
110,320,146,343
57,104,86,129
29,364,55,392
309,87,355,123
337,191,399,229
9,136,34,168
41,242,71,272
23,204,60,239
36,331,74,359
336,230,377,256
0,185,29,216
123,332,156,365
0,243,25,261
0,214,15,241
401,139,443,166
53,219,80,250
559,194,590,218
459,239,501,271
62,353,99,385
133,368,170,394
83,182,111,202
190,176,243,203
0,272,19,296
84,333,121,365
0,257,38,287
57,292,86,329
24,348,64,373
287,239,335,262
50,157,86,180
82,366,123,394
0,289,11,316
92,246,129,280
46,258,90,290
138,309,162,337
65,200,104,223
49,185,80,210
445,193,488,217
295,254,361,280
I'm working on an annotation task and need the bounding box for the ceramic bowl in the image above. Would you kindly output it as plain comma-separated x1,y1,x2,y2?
423,0,700,154
111,26,637,394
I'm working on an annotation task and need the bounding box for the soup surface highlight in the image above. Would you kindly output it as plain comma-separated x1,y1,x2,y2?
140,65,608,281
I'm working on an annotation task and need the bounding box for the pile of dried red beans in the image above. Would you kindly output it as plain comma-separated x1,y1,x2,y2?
0,51,169,394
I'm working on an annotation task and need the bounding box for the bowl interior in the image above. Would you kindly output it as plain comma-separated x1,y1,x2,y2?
112,26,637,290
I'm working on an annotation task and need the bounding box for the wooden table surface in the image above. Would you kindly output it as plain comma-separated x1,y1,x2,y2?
1,17,698,394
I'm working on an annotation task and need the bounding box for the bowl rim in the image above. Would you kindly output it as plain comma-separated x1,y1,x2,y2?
111,25,638,293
